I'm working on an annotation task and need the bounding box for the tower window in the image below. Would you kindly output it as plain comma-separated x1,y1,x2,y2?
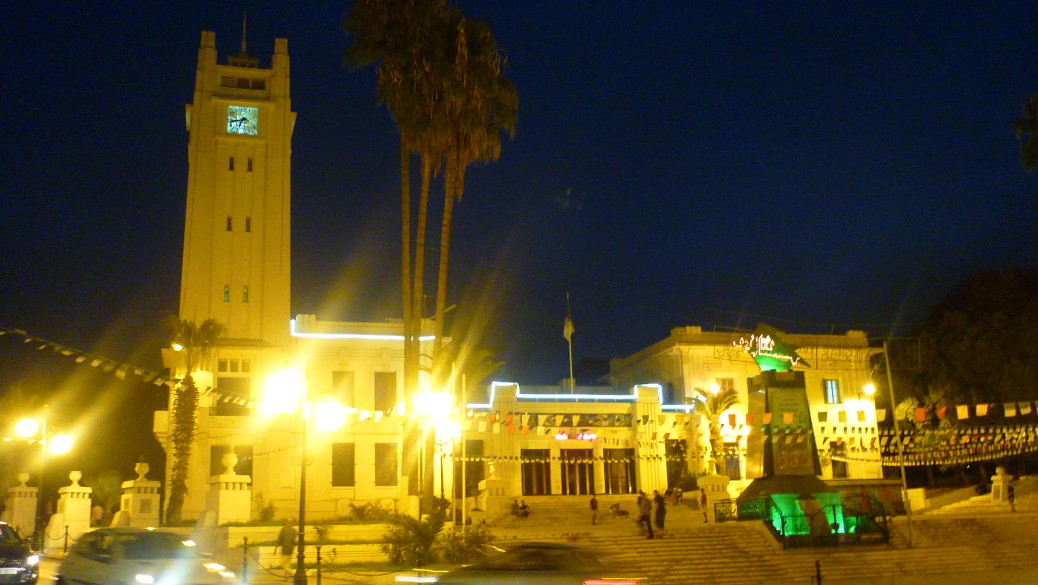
223,285,230,302
226,216,232,231
824,379,841,404
229,157,234,171
247,158,253,172
243,286,249,303
245,217,251,232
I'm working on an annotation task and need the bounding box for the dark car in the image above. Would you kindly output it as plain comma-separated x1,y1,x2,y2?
0,522,38,585
428,542,639,585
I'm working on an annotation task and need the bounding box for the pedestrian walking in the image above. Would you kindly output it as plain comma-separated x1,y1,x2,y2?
638,491,654,539
590,495,598,525
653,490,666,537
700,487,708,522
1009,479,1017,512
276,518,296,568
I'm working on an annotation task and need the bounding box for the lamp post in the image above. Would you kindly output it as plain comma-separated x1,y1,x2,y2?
261,368,347,585
15,410,73,545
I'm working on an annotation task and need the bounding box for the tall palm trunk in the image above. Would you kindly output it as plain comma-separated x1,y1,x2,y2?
165,373,198,524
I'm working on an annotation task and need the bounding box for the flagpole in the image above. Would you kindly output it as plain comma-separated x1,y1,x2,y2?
884,340,913,548
564,293,575,393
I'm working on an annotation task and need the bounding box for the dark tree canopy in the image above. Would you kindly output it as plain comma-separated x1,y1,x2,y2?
913,268,1038,405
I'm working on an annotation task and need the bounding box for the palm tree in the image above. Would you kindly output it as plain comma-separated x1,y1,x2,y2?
163,315,225,524
685,386,740,475
1013,94,1038,171
346,0,515,513
431,16,517,365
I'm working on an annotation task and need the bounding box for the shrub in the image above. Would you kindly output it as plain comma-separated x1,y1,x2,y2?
435,523,494,564
254,492,276,522
380,511,445,567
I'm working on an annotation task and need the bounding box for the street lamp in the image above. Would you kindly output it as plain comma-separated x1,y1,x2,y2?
261,368,346,585
14,411,73,544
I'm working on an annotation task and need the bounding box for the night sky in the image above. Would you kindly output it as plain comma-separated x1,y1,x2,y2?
3,1,1038,392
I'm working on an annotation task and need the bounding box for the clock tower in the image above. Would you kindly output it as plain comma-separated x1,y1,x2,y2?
180,30,294,346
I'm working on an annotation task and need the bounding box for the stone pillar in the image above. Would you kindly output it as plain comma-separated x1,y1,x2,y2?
45,471,92,556
202,452,252,527
7,473,38,538
991,466,1010,503
114,462,161,528
698,473,731,523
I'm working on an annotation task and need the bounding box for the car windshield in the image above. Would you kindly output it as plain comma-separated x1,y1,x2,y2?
116,532,195,560
0,524,22,545
477,545,602,571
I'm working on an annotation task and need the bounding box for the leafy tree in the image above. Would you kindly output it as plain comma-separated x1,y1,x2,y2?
163,316,225,524
913,268,1038,406
1013,95,1038,171
685,386,740,475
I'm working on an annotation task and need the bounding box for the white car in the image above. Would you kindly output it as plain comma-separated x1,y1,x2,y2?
55,528,235,585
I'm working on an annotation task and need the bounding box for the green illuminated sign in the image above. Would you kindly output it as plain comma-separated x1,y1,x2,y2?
734,324,809,372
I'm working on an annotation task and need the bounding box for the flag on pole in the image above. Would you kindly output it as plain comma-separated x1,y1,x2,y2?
563,297,575,342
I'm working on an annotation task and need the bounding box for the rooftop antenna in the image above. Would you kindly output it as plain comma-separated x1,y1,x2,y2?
240,11,248,55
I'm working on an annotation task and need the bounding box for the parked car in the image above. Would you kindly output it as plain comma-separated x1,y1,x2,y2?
0,522,38,585
424,541,640,585
55,527,235,585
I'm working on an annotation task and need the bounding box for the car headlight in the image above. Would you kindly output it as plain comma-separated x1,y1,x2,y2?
135,574,156,584
25,555,39,567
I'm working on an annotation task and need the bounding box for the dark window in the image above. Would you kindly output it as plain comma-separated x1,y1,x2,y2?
830,445,848,479
521,449,551,495
373,371,396,411
226,216,232,231
247,158,253,172
242,286,249,303
229,157,234,171
604,448,636,494
209,445,253,476
375,443,397,486
665,439,687,488
245,217,251,232
723,442,742,480
223,285,230,302
332,371,355,406
332,443,355,487
214,377,250,415
454,440,484,498
561,448,592,495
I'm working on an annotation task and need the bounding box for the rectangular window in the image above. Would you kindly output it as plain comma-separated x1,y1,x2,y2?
218,359,228,373
221,76,236,88
245,217,251,232
603,448,636,495
214,377,250,416
237,77,251,89
226,216,232,231
229,157,234,171
373,371,396,411
521,449,551,496
252,79,266,90
560,448,592,495
374,443,397,486
830,445,848,478
824,379,841,404
716,377,735,393
223,285,230,302
230,359,240,373
242,286,249,303
454,440,484,498
241,359,251,373
247,158,253,172
332,443,355,487
332,371,355,406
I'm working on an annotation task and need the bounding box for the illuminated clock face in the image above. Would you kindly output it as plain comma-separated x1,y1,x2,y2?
227,105,258,135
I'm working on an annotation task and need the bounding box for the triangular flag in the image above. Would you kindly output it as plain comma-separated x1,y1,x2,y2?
937,406,947,420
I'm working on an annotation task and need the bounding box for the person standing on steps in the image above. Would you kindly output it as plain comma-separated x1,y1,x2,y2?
700,487,708,522
653,490,666,538
590,495,598,525
1009,479,1017,512
638,491,654,539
